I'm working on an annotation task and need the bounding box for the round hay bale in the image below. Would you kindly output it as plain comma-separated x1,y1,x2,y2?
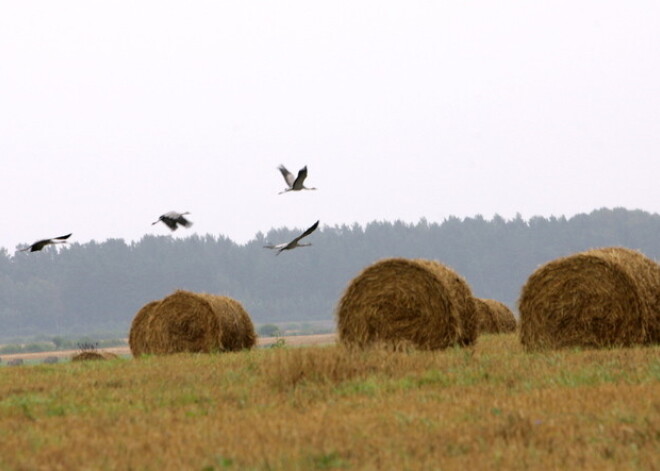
416,259,478,346
475,298,517,334
140,290,256,355
518,247,660,350
475,298,498,334
222,297,258,351
129,300,161,357
336,258,478,350
71,351,118,362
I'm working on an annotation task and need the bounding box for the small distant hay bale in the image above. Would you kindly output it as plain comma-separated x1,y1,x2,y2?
475,298,517,334
71,351,118,362
336,258,478,350
128,300,161,357
519,247,660,350
130,290,257,356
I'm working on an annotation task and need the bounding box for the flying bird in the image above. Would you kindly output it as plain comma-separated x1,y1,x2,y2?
278,165,317,194
152,211,193,231
264,220,320,255
17,233,72,253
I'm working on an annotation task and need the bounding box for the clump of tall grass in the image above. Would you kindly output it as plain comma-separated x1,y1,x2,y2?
259,343,465,391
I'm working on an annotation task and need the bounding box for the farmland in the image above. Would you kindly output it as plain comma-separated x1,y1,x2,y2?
0,334,658,470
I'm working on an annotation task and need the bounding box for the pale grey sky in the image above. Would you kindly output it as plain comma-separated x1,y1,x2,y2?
2,1,659,252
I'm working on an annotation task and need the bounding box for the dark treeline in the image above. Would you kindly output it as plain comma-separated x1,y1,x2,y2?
1,207,659,339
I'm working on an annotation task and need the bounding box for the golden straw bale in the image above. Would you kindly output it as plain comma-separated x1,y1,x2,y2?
336,258,477,350
475,298,517,334
222,297,258,351
128,300,161,357
71,351,118,362
518,247,660,350
133,290,256,355
416,259,478,346
475,298,498,333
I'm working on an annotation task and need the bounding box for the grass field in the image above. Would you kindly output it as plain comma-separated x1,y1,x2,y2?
0,334,657,470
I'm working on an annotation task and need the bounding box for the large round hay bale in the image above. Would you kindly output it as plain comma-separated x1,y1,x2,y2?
336,258,478,350
135,290,256,355
475,298,517,334
129,300,161,357
519,247,660,350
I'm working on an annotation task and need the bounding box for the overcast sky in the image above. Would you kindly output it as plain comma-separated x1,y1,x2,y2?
1,1,659,252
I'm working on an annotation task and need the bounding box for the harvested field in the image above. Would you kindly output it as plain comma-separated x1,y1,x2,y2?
0,334,656,470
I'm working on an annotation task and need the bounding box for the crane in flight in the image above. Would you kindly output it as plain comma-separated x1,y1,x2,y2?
264,220,320,255
278,165,317,194
17,233,72,253
152,211,193,231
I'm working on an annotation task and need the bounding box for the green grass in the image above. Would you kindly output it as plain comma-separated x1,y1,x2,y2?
0,334,657,470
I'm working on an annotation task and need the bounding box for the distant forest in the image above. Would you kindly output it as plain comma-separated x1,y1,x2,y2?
1,207,659,340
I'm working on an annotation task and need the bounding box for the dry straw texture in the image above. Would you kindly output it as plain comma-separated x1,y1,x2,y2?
1,335,657,470
129,290,256,356
336,258,477,350
128,300,161,357
71,351,118,362
475,298,517,334
519,246,660,350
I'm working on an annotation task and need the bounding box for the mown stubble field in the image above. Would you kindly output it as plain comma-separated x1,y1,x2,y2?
0,334,657,470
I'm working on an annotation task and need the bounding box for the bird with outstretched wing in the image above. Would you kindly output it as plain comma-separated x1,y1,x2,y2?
17,233,72,253
152,211,193,231
278,165,317,194
264,220,320,255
